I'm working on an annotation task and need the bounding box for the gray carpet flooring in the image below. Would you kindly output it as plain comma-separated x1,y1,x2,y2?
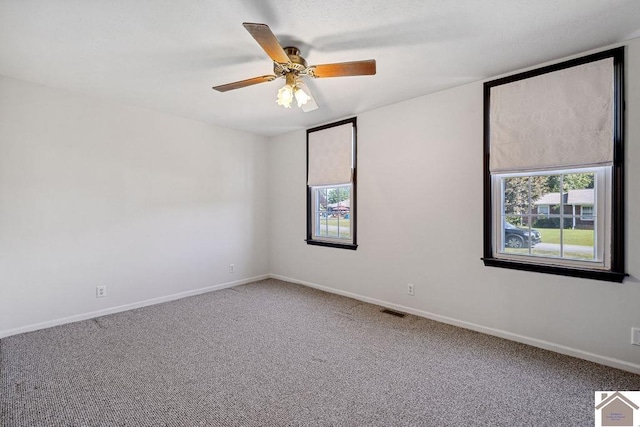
1,278,639,426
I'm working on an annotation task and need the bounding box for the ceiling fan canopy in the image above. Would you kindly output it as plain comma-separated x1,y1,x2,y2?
212,23,376,112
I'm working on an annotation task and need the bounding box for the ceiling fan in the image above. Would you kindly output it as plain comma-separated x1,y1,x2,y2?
212,23,376,112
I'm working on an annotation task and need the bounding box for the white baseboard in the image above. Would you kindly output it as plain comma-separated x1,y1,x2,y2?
270,274,640,375
0,274,270,339
5,272,639,375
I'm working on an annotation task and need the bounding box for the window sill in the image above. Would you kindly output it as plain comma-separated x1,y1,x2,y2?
305,239,358,250
481,257,626,283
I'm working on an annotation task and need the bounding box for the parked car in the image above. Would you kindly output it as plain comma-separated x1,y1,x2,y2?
504,222,541,248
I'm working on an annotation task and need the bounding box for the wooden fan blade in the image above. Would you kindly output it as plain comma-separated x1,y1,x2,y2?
242,23,290,64
310,59,376,78
212,75,277,92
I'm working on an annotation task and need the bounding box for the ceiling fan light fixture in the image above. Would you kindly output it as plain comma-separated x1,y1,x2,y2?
276,84,294,108
277,73,309,109
294,80,311,107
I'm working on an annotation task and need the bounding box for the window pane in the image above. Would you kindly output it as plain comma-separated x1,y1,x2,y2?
533,178,561,215
316,212,329,238
313,185,351,241
337,218,351,239
502,217,541,254
503,177,531,217
561,223,596,261
529,216,561,258
562,172,594,192
498,171,600,263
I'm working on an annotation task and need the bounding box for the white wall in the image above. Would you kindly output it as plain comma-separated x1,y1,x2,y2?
0,76,269,336
268,39,640,373
2,40,638,374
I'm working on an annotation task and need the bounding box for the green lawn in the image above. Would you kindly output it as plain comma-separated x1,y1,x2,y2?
536,228,594,246
321,218,350,227
316,218,351,239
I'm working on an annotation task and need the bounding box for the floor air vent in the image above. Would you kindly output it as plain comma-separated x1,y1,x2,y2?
380,309,406,318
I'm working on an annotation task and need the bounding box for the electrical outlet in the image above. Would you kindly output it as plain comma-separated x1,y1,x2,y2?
96,286,106,298
632,328,640,346
229,264,235,273
407,283,415,296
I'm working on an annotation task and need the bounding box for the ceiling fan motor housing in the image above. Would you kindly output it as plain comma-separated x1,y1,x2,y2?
274,47,308,76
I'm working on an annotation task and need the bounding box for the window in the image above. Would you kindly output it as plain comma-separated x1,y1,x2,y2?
483,48,625,282
495,168,605,265
537,205,550,216
581,206,594,221
306,118,357,249
312,185,352,240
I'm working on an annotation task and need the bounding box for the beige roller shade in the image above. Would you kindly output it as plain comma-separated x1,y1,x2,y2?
307,122,354,186
489,58,613,173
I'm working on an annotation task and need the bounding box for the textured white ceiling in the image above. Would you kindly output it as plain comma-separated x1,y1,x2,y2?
1,0,639,136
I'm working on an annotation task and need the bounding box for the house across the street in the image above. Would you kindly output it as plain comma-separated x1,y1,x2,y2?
533,189,594,230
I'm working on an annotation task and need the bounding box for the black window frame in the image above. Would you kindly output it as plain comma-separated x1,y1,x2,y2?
306,117,358,250
482,47,626,282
